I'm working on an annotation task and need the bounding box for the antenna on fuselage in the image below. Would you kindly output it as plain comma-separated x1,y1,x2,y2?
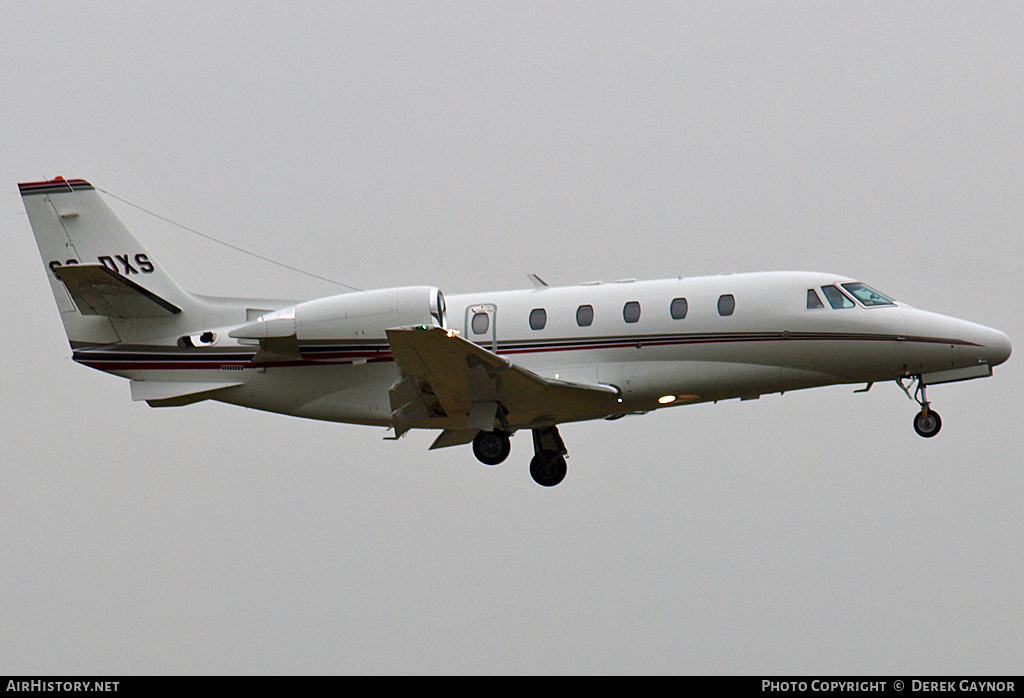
97,187,363,292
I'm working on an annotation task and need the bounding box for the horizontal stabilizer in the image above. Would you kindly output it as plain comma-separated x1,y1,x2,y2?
130,380,243,405
54,264,181,318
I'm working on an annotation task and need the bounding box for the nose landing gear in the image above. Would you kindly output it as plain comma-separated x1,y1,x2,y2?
913,408,942,438
899,376,942,438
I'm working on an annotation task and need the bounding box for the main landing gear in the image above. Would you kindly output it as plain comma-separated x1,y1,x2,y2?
899,376,942,438
529,426,568,487
472,430,511,465
470,425,568,486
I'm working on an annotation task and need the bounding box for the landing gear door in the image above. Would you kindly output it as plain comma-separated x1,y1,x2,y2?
466,303,497,353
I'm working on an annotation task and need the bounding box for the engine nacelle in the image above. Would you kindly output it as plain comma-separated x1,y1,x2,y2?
229,286,446,342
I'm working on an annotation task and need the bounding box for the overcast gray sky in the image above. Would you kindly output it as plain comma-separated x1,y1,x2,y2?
2,1,1022,674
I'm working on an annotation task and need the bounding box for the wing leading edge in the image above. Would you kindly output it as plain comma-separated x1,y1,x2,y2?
385,325,620,446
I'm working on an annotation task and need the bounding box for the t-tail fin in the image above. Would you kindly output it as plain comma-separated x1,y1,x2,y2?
20,178,197,345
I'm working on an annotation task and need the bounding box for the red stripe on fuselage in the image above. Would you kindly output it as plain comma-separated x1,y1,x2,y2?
72,333,976,371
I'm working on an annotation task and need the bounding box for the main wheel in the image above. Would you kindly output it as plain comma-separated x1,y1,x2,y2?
473,430,511,465
530,453,567,487
913,409,942,438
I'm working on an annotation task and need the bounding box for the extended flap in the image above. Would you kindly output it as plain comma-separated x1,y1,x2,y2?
385,325,620,430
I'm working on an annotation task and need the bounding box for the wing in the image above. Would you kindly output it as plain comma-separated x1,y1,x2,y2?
53,264,181,318
385,325,620,438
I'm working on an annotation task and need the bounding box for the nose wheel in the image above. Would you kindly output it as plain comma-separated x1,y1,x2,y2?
913,408,942,438
899,377,942,438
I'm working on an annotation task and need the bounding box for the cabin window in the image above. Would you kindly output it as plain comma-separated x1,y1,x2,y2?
529,308,547,330
841,283,895,306
821,285,855,309
576,304,594,327
471,312,490,334
623,301,641,323
807,289,825,309
670,297,688,319
718,294,735,316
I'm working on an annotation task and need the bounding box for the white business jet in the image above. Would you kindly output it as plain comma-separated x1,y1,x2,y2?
22,178,1011,486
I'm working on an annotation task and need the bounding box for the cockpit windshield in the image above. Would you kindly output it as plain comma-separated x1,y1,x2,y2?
841,283,895,306
821,285,855,309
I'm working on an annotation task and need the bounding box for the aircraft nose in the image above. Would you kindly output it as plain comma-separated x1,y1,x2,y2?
985,328,1012,367
964,323,1012,367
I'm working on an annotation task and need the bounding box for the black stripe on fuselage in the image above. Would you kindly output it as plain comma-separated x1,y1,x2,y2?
70,331,978,371
493,331,978,354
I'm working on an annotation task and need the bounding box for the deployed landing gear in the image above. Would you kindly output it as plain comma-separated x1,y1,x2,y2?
530,426,568,487
473,430,511,465
899,376,942,438
530,453,567,487
913,409,942,438
471,425,571,485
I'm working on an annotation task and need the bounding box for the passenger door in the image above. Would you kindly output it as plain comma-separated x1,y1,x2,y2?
465,304,498,352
